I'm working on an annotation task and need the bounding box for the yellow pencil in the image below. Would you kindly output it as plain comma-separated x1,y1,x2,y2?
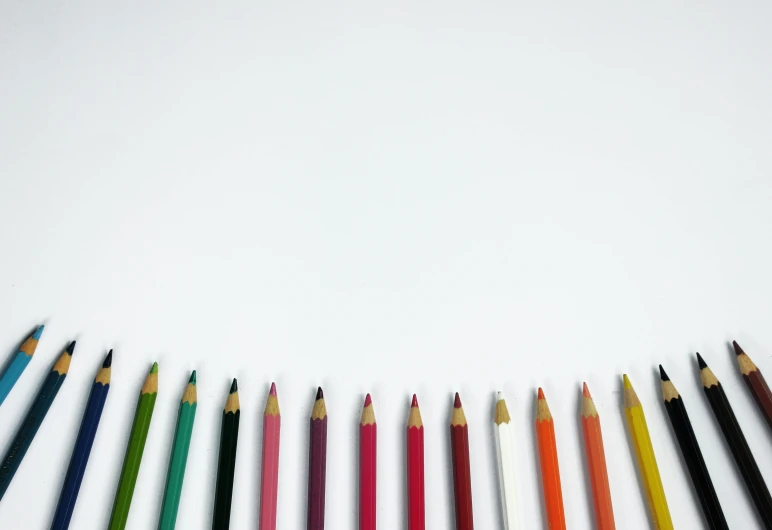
623,375,673,530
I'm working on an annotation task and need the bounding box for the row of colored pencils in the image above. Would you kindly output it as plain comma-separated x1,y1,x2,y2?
5,326,772,529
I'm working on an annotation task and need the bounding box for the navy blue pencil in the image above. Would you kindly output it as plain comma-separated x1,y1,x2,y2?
50,351,112,529
0,341,76,501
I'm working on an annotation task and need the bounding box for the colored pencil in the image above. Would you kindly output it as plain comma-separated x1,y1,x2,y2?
733,341,772,433
50,350,112,530
108,362,159,530
0,340,74,500
212,379,240,530
535,388,565,530
623,374,672,530
0,325,44,407
494,392,522,530
451,392,474,530
307,387,327,530
659,366,727,530
580,383,615,530
407,394,424,530
260,382,281,530
360,393,377,530
698,353,772,525
158,371,197,530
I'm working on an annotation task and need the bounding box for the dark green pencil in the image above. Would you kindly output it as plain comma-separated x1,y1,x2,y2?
0,341,75,500
212,379,240,530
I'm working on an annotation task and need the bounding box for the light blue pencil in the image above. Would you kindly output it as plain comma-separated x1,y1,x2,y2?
0,325,44,407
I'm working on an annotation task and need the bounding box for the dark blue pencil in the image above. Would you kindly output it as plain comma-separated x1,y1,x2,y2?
0,341,76,501
50,350,112,529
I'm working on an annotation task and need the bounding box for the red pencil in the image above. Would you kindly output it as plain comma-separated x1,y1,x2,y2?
360,394,377,530
451,392,474,530
260,382,281,530
407,395,425,530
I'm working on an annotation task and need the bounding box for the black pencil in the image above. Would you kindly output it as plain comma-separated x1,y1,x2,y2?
697,353,772,527
212,378,240,530
660,365,728,530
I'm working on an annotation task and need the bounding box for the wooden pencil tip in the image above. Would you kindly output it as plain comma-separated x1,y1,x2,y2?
150,361,158,374
316,386,324,400
537,387,545,399
733,340,744,356
411,394,418,407
229,378,238,393
454,392,462,408
364,393,372,407
659,365,669,381
696,352,708,369
66,341,76,355
269,382,277,396
189,370,197,384
582,382,591,398
32,325,45,340
103,350,113,368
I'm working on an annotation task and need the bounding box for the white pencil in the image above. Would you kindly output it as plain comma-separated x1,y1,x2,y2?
494,392,523,530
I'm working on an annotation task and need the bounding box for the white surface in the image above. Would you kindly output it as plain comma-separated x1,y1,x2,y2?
1,2,772,529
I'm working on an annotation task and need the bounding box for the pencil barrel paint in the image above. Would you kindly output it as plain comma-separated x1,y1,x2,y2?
494,420,522,530
51,369,110,530
581,387,615,530
407,421,424,530
450,424,474,530
260,385,280,530
536,417,566,530
360,421,377,530
307,416,327,530
212,403,240,529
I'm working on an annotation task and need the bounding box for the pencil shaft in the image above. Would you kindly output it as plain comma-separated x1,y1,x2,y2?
663,397,727,530
51,380,110,530
307,417,327,530
360,423,377,530
260,410,281,530
0,369,67,499
581,415,615,530
536,418,566,530
212,410,240,529
744,371,772,433
451,424,474,530
494,421,522,530
158,398,197,530
0,326,43,407
407,424,424,530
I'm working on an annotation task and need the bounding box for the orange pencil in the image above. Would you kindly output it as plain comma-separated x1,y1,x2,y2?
536,388,565,530
581,383,615,530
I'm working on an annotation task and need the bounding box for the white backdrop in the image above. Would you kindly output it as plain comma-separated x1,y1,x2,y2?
2,2,772,529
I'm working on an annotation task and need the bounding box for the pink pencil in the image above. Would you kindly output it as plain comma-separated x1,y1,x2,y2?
260,383,281,530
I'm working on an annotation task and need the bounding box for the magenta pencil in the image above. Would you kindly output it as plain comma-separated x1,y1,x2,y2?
260,383,281,530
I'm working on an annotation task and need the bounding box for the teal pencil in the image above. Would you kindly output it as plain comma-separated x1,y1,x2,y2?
0,325,44,407
158,371,197,530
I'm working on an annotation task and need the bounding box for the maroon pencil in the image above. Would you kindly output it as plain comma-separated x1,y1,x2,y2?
307,387,327,530
733,341,772,432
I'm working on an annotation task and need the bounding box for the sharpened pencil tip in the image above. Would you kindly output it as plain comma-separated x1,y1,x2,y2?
364,393,372,407
229,378,238,393
316,386,324,400
622,374,632,389
497,390,505,401
66,341,76,355
659,365,669,381
696,352,708,369
537,387,545,399
150,362,158,374
189,370,196,384
582,382,591,398
454,392,462,408
269,382,276,396
102,350,113,368
733,340,744,356
411,394,418,407
32,325,45,340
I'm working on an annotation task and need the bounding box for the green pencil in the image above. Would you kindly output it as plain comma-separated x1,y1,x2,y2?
158,371,197,530
108,362,158,530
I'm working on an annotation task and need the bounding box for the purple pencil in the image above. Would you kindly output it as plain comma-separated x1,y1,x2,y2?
307,387,327,530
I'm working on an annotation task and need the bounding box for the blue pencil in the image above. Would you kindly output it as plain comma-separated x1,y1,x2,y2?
0,325,44,407
0,341,75,501
50,350,112,530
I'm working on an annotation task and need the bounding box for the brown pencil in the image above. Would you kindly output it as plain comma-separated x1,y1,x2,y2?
733,341,772,433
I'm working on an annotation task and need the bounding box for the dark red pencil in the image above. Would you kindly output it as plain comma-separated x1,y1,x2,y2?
307,387,327,530
451,392,474,530
360,394,376,530
733,341,772,433
407,395,425,530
